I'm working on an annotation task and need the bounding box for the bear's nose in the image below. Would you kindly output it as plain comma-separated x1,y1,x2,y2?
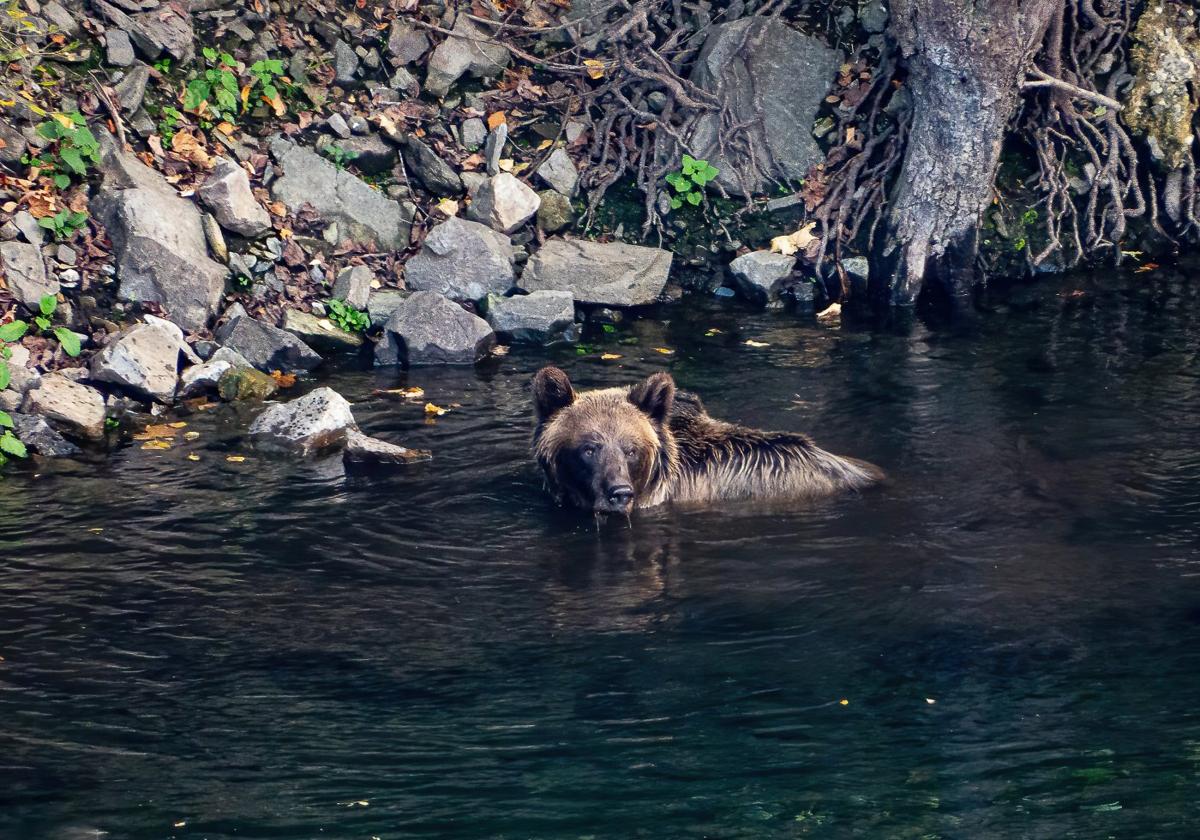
606,485,634,506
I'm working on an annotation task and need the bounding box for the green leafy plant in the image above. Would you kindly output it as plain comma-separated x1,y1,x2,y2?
156,105,183,143
248,58,286,103
184,48,290,125
153,57,173,74
0,410,28,470
0,297,82,390
38,208,88,240
1021,208,1039,226
28,112,100,189
665,153,718,211
322,143,359,171
326,299,369,333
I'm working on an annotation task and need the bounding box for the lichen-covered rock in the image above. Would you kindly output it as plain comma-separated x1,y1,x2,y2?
215,312,323,374
404,217,515,301
520,238,672,306
728,251,796,305
21,374,107,441
688,17,841,195
343,428,431,466
485,291,575,342
197,158,272,238
249,387,356,454
466,173,541,234
269,138,411,249
89,322,186,404
375,291,496,366
1124,3,1199,170
217,367,278,402
536,190,574,233
0,240,57,309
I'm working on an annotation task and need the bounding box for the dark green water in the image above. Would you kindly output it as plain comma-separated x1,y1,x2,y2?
2,269,1200,839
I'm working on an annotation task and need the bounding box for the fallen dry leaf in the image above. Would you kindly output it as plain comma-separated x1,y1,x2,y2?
744,339,770,348
600,353,622,360
226,455,247,463
424,402,449,416
271,370,297,388
816,302,842,325
134,423,181,440
770,221,817,257
583,59,606,80
141,439,172,450
435,197,459,217
653,347,675,355
486,111,506,130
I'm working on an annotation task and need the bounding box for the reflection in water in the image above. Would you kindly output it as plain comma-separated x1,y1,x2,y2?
2,269,1200,838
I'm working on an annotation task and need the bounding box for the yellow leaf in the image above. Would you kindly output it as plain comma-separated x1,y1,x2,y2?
215,121,236,136
583,59,606,80
240,83,253,108
839,698,849,706
186,453,200,461
704,328,722,336
497,158,514,172
536,139,552,151
435,197,459,217
653,347,674,355
486,111,506,130
53,111,74,128
424,402,448,416
168,421,187,428
141,439,172,450
770,221,818,257
744,339,770,348
600,353,622,360
226,455,247,463
133,423,180,440
184,431,200,441
816,302,842,325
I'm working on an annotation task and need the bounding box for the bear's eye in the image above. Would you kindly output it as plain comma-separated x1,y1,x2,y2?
581,446,596,459
624,447,637,460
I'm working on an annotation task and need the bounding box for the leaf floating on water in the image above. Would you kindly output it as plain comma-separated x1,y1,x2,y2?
168,421,187,429
839,698,849,706
174,821,187,828
271,370,297,388
704,328,722,336
339,800,370,807
373,386,426,401
226,455,247,463
491,344,509,356
141,439,172,450
600,353,622,360
744,339,770,348
424,402,449,416
925,698,936,705
134,423,180,440
186,454,200,461
653,347,675,355
1134,262,1159,273
184,431,200,441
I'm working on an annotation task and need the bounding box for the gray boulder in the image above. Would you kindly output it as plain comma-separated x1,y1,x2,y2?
93,0,196,63
249,387,356,454
536,190,574,233
520,239,672,306
486,291,575,343
93,138,227,331
282,309,365,353
9,412,80,457
375,291,495,366
1,241,57,309
728,250,796,305
105,28,135,67
334,40,359,87
536,148,579,197
367,289,409,329
215,313,323,374
425,16,510,97
21,374,107,441
333,264,373,309
344,428,431,466
402,136,462,196
2,345,39,395
89,322,187,403
466,173,541,234
688,17,841,195
333,134,396,174
461,117,486,150
269,138,411,249
197,158,272,238
114,62,150,114
404,217,514,301
179,358,234,399
387,20,429,64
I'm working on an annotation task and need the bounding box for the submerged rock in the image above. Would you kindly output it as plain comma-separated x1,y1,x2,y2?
94,137,227,331
197,158,272,238
375,291,496,366
215,312,323,374
485,291,575,343
249,387,356,454
404,217,514,301
89,322,188,404
728,251,796,305
21,374,107,441
520,239,672,306
688,17,841,194
343,428,431,466
217,367,278,402
269,138,411,249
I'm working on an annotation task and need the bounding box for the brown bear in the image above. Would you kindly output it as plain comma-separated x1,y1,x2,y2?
531,366,884,514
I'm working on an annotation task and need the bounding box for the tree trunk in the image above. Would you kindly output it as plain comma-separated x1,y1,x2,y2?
871,0,1058,306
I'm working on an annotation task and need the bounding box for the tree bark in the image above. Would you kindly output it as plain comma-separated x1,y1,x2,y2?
871,0,1058,306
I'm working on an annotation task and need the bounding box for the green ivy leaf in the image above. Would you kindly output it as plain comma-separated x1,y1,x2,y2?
203,46,218,61
0,321,29,342
0,361,8,392
670,196,683,210
34,316,50,331
54,173,71,190
36,121,63,140
686,190,702,206
0,432,26,459
702,163,718,181
39,294,57,317
0,410,12,429
54,328,82,357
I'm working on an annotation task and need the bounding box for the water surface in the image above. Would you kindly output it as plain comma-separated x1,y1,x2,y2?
2,269,1200,838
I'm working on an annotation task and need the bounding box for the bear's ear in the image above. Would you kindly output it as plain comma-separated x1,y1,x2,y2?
532,366,576,422
629,372,675,425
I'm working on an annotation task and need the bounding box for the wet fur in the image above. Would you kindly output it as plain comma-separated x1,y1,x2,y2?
532,368,883,509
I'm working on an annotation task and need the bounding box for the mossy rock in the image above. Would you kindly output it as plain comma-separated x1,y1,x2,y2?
217,367,278,402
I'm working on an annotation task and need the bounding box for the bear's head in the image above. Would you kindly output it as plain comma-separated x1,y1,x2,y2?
531,366,675,515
